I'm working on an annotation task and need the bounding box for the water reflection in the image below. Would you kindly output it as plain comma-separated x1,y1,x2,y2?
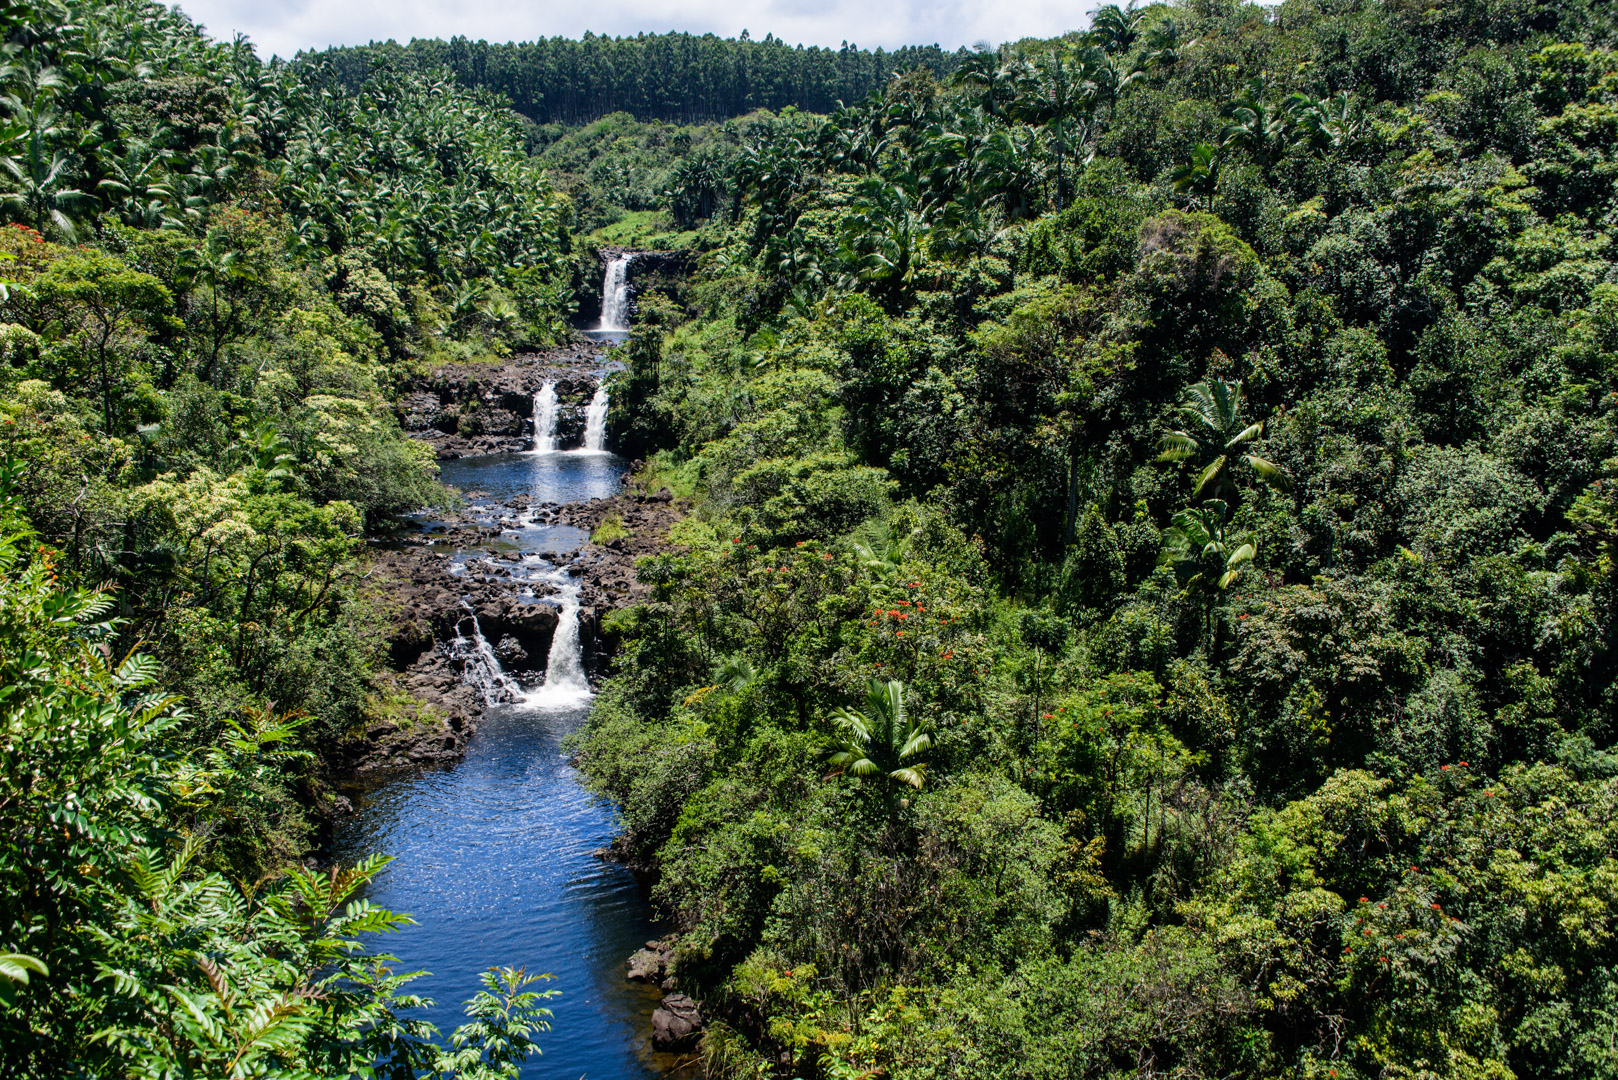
439,450,626,506
336,700,668,1078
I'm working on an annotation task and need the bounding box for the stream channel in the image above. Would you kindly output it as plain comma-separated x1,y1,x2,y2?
335,310,679,1077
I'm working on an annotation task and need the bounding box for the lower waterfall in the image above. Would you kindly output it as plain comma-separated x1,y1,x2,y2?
525,577,592,709
449,603,521,704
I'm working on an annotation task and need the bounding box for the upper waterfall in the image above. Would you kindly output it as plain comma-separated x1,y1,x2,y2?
532,381,558,453
598,255,633,332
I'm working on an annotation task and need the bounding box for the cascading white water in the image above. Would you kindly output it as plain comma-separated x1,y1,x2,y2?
532,381,559,452
580,385,609,453
449,602,522,704
598,255,633,332
524,578,592,709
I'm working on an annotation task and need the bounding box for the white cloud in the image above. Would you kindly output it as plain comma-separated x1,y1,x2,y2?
172,0,1090,61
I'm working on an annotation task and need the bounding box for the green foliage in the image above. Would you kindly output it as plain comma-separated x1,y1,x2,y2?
5,0,1618,1074
826,679,934,791
570,4,1618,1077
0,464,553,1076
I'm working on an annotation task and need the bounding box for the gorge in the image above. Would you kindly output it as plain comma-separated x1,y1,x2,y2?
336,253,690,1076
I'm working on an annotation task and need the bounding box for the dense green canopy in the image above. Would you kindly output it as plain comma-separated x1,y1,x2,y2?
4,0,1618,1076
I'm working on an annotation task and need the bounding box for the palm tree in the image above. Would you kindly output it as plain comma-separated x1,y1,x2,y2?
1287,90,1369,155
1169,141,1221,210
1156,378,1286,499
1017,46,1089,210
715,655,756,693
852,523,917,580
1159,499,1255,648
951,45,1021,119
1160,500,1256,590
826,679,932,791
1142,18,1195,69
1219,78,1293,168
1078,46,1144,121
1086,3,1147,54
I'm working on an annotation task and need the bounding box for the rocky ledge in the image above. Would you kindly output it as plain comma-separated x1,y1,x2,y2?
651,993,704,1052
349,543,562,776
395,346,604,459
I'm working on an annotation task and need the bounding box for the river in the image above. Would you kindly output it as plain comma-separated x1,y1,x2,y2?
334,386,681,1078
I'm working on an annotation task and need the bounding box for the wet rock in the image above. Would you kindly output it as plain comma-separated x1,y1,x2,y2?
651,993,703,1051
494,635,528,666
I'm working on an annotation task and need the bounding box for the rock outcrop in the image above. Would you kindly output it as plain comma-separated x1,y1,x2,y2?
348,544,560,776
650,992,703,1051
626,936,676,989
395,349,604,459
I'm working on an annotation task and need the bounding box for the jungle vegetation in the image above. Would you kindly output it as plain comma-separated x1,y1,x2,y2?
3,0,1618,1077
572,0,1618,1077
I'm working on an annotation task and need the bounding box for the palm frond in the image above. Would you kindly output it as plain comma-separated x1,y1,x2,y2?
1190,455,1226,498
1244,454,1288,488
1155,432,1199,461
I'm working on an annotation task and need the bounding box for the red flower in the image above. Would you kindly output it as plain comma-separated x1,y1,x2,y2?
1042,713,1054,720
1458,760,1468,767
1484,790,1494,797
1359,897,1369,903
1431,903,1441,910
896,631,905,637
1441,764,1450,771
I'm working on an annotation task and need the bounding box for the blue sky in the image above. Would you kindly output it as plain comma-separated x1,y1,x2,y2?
173,0,1090,60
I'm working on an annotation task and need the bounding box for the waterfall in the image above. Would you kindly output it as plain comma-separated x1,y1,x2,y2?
598,255,633,332
450,602,522,705
580,385,609,453
531,381,558,453
524,579,592,709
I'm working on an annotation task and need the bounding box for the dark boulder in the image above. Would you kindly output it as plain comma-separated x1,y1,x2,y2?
650,993,702,1051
